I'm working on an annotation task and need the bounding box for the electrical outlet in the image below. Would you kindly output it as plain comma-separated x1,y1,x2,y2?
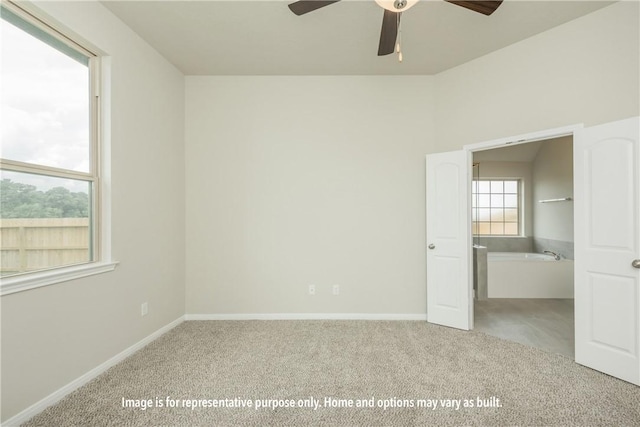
332,284,340,296
141,302,148,316
308,284,316,295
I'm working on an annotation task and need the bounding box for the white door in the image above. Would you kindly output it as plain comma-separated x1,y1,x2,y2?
426,151,472,330
574,116,640,385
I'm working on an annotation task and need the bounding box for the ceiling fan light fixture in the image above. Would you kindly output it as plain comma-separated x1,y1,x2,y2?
375,0,419,13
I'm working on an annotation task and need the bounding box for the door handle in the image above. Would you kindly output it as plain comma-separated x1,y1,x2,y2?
633,259,640,269
428,244,435,250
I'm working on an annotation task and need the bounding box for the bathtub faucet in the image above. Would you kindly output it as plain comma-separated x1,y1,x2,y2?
543,250,561,260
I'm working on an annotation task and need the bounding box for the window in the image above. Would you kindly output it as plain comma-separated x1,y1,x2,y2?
1,3,101,280
472,179,520,236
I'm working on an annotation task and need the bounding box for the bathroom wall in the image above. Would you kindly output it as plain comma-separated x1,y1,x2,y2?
532,137,574,259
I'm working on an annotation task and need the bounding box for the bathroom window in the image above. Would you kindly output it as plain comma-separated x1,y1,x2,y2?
472,180,520,236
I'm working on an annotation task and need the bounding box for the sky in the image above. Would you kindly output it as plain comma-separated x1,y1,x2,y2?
0,15,90,193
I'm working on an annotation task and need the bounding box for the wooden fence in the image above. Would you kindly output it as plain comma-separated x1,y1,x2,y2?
0,218,90,276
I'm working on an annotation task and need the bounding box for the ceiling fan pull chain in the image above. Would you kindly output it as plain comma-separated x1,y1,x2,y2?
397,13,403,62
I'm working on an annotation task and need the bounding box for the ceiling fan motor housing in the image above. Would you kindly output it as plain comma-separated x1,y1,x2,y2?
375,0,419,12
395,0,407,9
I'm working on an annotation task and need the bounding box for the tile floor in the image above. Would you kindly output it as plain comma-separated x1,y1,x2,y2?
474,298,574,358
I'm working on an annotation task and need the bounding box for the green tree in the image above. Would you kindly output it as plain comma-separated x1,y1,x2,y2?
0,179,89,218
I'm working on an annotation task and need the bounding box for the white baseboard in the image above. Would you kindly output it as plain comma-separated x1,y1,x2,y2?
3,316,185,427
185,313,428,321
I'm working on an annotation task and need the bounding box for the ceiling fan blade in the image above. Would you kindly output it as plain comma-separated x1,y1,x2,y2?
288,1,341,16
445,1,503,16
378,9,399,56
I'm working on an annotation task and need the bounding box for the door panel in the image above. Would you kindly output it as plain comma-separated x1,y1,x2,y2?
426,151,471,330
436,256,461,308
588,139,634,249
575,116,640,385
589,273,635,352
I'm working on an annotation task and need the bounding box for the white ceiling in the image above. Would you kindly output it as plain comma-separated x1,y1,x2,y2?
101,0,614,75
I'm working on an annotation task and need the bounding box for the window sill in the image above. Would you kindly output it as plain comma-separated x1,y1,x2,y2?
0,261,119,296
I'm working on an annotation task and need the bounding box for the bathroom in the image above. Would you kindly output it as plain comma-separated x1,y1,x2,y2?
471,136,575,357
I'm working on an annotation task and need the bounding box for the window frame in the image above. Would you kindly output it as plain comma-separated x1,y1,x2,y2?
0,1,116,295
472,178,522,237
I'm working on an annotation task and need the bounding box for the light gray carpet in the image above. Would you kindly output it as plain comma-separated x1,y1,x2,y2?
23,321,640,426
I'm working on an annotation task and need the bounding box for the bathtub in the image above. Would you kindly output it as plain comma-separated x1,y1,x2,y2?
487,252,574,298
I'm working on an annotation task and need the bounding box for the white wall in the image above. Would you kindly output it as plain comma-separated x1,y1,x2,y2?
435,1,640,151
532,137,574,242
185,76,434,315
0,1,185,422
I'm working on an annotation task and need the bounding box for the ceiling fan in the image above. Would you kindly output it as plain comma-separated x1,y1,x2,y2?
288,1,503,57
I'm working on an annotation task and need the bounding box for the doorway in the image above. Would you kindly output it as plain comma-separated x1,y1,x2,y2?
426,117,640,385
470,136,575,358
